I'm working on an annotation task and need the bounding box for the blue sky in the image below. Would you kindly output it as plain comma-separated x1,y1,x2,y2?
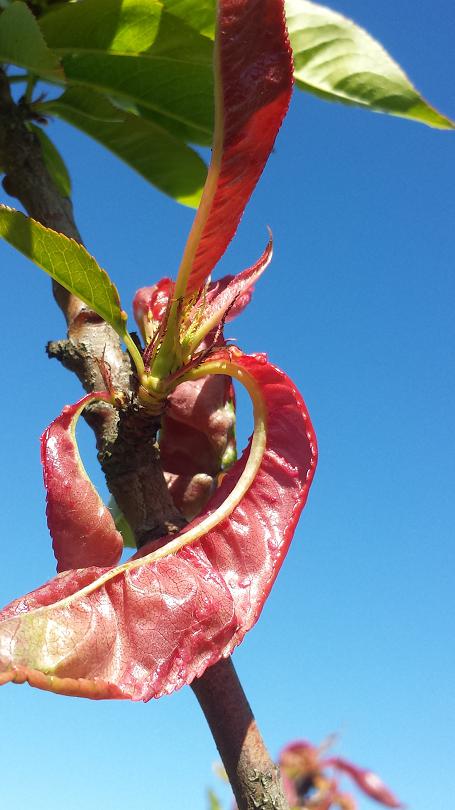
0,1,454,808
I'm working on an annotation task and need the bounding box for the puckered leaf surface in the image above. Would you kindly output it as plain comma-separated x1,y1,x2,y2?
0,350,317,701
174,0,293,298
286,0,454,129
160,371,235,519
0,206,127,337
42,392,123,573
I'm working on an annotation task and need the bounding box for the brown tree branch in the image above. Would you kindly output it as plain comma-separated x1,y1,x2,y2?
0,68,289,810
192,658,288,810
0,67,183,545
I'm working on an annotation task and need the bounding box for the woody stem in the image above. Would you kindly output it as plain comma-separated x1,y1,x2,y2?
192,658,289,810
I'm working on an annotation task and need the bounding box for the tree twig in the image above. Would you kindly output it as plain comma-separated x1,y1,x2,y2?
192,657,288,810
0,67,183,544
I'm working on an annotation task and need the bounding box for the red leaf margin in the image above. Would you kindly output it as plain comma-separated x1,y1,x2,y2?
0,349,316,701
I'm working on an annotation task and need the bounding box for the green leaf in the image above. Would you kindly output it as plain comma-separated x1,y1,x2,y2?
0,206,127,336
39,0,162,54
108,497,136,549
136,106,212,146
40,88,206,207
207,789,223,810
285,0,454,129
28,124,71,198
60,50,213,137
161,0,215,39
0,0,62,77
40,3,214,140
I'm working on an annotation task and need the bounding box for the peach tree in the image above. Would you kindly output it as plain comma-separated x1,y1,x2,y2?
0,1,451,809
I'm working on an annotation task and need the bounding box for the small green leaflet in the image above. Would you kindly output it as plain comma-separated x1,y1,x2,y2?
207,790,223,810
40,88,206,208
29,124,72,198
286,0,454,129
39,0,162,55
0,206,127,338
0,1,62,78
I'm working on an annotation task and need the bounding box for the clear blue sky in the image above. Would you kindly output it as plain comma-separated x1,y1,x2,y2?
0,1,454,808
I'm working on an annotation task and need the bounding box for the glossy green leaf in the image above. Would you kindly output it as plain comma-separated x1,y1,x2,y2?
286,0,454,129
29,124,71,198
41,88,206,207
143,8,213,62
60,50,213,137
161,0,215,39
0,1,62,77
136,106,212,146
39,2,214,140
39,0,162,54
0,206,127,336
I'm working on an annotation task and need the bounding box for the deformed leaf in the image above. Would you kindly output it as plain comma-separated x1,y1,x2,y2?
42,392,124,572
39,0,162,54
0,0,62,78
0,206,127,336
286,0,454,129
174,0,293,299
41,88,206,208
184,233,273,353
29,124,72,198
0,349,317,701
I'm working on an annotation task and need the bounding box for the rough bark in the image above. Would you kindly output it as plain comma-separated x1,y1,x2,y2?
0,68,183,545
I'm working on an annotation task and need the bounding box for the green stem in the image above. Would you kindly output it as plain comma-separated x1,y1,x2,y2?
123,330,145,378
24,75,36,104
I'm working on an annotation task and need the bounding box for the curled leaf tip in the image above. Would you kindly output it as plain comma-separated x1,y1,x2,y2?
42,392,123,573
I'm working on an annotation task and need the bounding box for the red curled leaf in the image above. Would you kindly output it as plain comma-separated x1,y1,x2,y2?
174,0,293,298
160,373,236,518
184,233,273,353
42,392,123,573
164,472,214,522
133,277,175,342
323,758,403,808
0,349,316,701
